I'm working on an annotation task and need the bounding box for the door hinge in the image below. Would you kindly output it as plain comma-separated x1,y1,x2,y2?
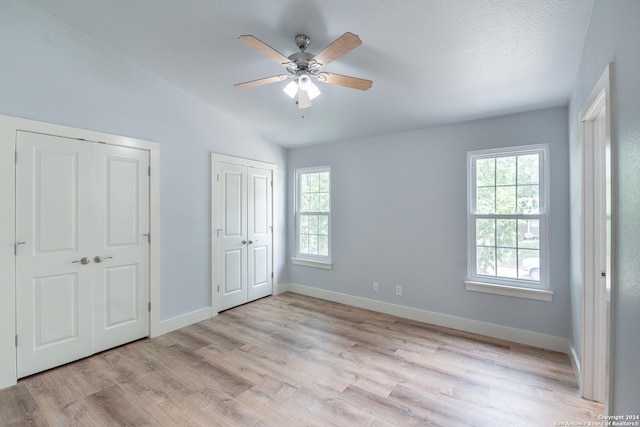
143,233,151,244
271,272,274,279
148,302,151,312
15,335,18,347
217,174,220,182
148,166,151,176
217,285,220,293
601,270,607,278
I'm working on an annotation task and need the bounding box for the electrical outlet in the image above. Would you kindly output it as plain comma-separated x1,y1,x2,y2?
395,285,402,296
373,282,380,292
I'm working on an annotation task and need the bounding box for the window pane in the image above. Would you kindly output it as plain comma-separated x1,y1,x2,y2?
496,186,516,214
496,248,517,278
476,158,495,186
496,156,516,186
300,174,310,194
308,234,318,255
301,194,311,212
496,219,517,248
517,184,539,214
318,236,328,256
309,193,320,212
309,173,319,192
319,172,330,192
319,193,330,212
476,246,495,276
518,249,540,281
518,154,539,185
476,219,495,246
518,219,540,248
300,234,309,254
300,215,309,235
476,187,495,214
319,215,329,236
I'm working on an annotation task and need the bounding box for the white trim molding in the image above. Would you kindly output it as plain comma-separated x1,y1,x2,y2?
464,280,553,301
291,257,333,269
284,283,570,353
157,307,214,336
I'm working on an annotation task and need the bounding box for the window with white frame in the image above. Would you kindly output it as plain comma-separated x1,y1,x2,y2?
294,167,331,266
467,145,549,291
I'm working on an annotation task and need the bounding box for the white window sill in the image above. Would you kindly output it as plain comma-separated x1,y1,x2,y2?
464,280,553,302
292,257,333,270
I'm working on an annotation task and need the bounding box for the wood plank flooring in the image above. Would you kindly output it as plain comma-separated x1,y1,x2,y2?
0,292,603,426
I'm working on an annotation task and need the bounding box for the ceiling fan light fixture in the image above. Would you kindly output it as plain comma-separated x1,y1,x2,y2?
283,80,298,98
297,72,312,91
307,82,321,100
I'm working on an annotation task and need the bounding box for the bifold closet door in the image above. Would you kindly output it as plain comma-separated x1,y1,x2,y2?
15,131,149,378
216,162,272,312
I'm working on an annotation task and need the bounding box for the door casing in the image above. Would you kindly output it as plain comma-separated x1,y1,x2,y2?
579,64,614,409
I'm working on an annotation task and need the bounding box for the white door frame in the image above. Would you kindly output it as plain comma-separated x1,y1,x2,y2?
579,64,614,408
211,153,276,314
0,114,160,390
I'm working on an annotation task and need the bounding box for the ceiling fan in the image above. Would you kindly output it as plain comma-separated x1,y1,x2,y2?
234,32,373,108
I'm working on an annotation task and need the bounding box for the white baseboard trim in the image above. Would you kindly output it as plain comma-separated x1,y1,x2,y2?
154,282,291,337
283,283,571,354
156,307,213,336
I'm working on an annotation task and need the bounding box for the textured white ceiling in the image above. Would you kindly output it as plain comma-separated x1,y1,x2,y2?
25,0,594,147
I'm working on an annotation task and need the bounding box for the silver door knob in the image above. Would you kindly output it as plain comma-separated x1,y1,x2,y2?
241,240,248,244
94,256,113,263
72,257,90,265
248,240,254,244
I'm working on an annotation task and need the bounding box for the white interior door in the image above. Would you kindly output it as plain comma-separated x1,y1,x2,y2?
217,162,249,311
16,132,150,377
92,144,150,353
16,132,94,378
247,167,273,302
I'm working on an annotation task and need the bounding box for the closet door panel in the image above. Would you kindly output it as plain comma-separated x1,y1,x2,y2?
247,167,272,302
15,132,93,378
92,144,150,353
217,163,248,311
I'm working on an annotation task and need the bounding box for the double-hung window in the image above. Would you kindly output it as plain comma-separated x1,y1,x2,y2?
466,145,551,300
293,166,331,269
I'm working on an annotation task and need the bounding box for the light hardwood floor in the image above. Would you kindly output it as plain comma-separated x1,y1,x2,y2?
1,292,603,426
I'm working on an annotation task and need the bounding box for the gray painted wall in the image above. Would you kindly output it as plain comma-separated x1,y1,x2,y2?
568,0,640,414
288,107,571,338
0,1,287,321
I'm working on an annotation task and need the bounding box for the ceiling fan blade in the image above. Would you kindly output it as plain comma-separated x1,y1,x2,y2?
317,72,373,91
238,35,291,65
312,32,362,67
234,75,289,90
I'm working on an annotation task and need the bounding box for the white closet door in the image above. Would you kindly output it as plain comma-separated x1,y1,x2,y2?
247,167,272,302
217,163,249,311
92,144,150,353
16,132,94,378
